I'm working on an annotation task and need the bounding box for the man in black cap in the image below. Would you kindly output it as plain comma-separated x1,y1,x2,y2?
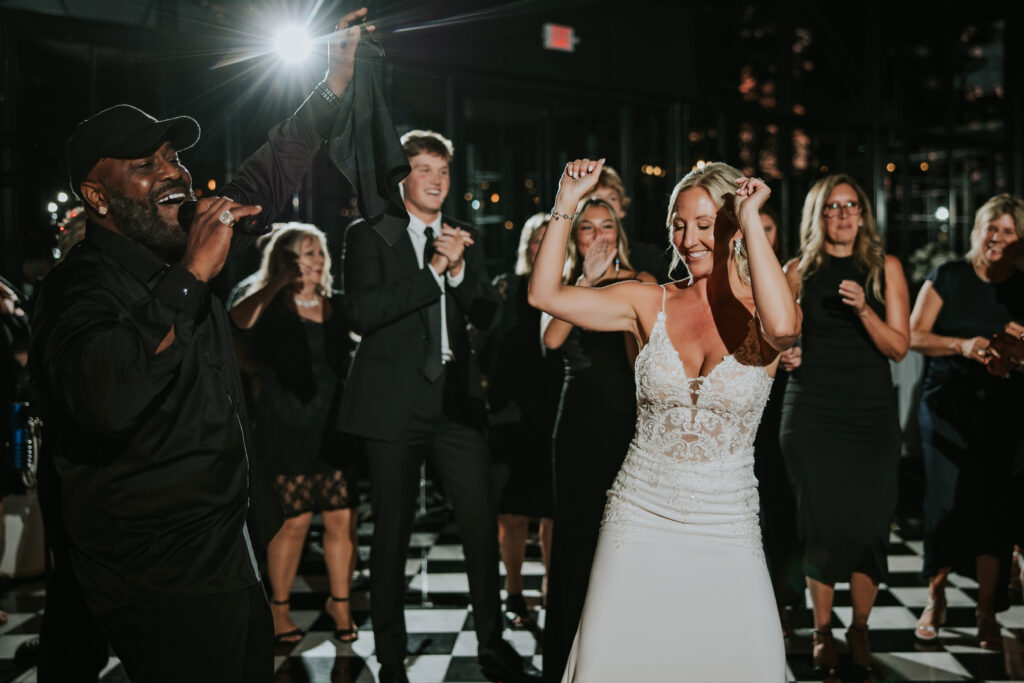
29,10,371,682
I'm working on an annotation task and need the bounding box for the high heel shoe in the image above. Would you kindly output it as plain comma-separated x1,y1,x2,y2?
976,610,1002,651
270,598,304,645
914,599,946,642
811,629,838,679
504,593,532,628
846,625,873,676
326,595,358,643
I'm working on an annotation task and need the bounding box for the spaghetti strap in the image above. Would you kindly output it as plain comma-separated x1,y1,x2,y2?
659,285,667,314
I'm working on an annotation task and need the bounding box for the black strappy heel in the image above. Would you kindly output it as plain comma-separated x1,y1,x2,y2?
327,595,359,643
270,598,304,645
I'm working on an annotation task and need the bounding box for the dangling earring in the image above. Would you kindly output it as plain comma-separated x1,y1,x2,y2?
733,238,743,256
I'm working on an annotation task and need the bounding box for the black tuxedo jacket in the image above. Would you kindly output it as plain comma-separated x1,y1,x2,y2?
339,213,500,441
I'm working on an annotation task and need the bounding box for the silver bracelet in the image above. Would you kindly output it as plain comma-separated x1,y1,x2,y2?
550,208,576,221
315,80,342,107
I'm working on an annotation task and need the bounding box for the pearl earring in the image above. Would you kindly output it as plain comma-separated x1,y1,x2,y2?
98,206,107,215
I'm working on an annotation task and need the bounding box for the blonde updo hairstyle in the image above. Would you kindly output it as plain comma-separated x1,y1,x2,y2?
564,198,635,282
665,162,749,283
796,174,885,302
965,193,1024,268
249,222,333,298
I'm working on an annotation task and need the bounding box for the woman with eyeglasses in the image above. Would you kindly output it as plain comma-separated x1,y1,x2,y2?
780,175,910,678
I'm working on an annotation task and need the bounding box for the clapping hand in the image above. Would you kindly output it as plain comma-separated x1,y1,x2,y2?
430,223,474,276
554,158,605,213
579,235,618,286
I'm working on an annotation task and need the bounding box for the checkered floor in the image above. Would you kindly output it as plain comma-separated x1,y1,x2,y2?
4,507,1024,681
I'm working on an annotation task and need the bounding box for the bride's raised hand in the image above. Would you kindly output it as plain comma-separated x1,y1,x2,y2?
554,157,605,212
734,176,771,233
579,235,618,286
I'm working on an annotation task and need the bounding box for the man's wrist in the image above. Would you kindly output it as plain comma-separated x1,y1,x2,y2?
315,79,343,107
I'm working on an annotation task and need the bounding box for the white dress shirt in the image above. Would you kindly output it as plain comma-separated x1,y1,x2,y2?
407,214,464,363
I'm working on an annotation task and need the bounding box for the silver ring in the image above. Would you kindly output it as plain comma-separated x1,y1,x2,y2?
218,210,235,226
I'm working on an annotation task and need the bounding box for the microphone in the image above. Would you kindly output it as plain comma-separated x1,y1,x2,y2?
177,199,269,236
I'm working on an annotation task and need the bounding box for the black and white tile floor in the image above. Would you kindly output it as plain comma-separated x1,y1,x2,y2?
3,510,1024,682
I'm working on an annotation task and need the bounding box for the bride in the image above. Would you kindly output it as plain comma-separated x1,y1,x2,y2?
528,158,800,681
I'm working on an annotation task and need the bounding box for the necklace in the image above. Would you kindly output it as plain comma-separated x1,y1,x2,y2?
294,295,321,309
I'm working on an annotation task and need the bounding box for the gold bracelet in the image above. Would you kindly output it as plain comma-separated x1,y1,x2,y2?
550,208,576,221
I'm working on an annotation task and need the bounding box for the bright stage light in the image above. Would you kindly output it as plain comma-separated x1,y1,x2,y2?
935,206,950,221
57,191,69,203
274,24,313,64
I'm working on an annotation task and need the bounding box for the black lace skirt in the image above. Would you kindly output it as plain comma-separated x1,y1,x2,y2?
271,469,357,518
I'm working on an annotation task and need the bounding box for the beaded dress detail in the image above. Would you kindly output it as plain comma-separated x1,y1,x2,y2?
602,288,773,555
562,285,786,683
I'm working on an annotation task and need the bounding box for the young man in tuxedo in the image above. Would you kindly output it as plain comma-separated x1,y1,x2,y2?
340,131,536,683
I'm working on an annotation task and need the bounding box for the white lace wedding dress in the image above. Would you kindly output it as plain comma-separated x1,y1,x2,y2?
561,287,787,682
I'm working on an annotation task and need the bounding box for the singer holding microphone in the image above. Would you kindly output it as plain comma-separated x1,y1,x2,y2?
29,10,372,683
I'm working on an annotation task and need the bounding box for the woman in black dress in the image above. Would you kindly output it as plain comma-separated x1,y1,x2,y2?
485,212,560,626
909,193,1024,650
780,175,910,676
231,223,359,645
540,198,655,682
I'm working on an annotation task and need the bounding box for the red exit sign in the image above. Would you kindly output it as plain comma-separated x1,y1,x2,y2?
543,23,577,53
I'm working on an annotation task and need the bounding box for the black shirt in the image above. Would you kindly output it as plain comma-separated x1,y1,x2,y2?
30,87,338,615
923,259,1024,392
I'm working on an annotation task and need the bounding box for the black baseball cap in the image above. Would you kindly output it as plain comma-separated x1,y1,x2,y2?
65,104,201,199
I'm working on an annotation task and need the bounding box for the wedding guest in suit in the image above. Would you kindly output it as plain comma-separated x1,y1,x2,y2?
339,130,536,683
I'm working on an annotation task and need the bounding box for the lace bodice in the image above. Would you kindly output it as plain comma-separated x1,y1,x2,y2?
602,287,774,552
632,308,773,465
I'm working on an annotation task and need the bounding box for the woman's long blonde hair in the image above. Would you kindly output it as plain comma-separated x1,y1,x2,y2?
965,193,1024,268
797,174,885,301
248,222,333,298
564,198,635,282
664,162,750,284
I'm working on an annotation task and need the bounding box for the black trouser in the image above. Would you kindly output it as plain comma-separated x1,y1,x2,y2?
93,582,273,683
365,369,501,666
36,447,108,683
